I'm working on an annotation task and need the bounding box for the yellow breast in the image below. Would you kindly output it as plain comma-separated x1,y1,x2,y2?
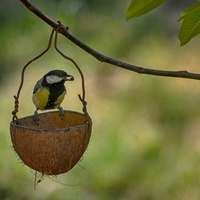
32,87,50,110
54,91,66,108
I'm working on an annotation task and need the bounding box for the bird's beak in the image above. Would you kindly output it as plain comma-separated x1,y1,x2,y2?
64,74,74,81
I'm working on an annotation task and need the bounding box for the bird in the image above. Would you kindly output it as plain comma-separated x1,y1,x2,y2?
32,70,74,121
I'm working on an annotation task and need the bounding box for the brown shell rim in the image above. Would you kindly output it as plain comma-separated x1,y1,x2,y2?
10,110,91,131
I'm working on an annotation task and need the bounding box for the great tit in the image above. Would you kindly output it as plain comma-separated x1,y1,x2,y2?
32,70,74,120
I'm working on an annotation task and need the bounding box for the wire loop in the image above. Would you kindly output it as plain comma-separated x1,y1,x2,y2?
54,21,88,116
12,21,88,121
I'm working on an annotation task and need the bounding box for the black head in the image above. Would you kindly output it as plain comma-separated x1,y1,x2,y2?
44,70,74,85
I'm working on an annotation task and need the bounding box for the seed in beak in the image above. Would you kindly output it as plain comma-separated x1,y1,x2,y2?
64,75,74,81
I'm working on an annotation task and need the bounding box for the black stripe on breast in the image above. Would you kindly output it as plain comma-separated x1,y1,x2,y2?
44,82,66,109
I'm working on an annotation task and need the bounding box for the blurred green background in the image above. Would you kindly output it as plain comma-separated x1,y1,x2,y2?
1,0,200,199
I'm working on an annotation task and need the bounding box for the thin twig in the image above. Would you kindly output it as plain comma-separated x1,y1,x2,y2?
20,0,200,80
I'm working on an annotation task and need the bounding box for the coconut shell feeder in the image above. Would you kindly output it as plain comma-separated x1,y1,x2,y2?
10,23,92,176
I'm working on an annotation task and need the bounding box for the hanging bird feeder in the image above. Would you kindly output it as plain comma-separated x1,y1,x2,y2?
10,22,92,175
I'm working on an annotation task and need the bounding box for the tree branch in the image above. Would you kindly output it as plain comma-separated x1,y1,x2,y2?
20,0,200,80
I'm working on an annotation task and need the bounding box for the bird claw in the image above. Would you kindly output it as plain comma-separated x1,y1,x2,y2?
34,110,39,123
58,107,64,118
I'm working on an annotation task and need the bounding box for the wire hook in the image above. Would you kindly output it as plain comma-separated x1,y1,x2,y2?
54,21,88,116
12,21,88,122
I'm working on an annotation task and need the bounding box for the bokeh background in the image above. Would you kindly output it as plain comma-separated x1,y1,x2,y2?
1,0,200,199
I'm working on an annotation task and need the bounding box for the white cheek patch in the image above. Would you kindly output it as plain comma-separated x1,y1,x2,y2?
46,75,63,84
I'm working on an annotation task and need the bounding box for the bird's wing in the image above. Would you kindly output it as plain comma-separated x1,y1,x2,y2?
33,78,43,94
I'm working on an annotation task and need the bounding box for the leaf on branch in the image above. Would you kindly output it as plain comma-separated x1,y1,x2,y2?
179,7,200,46
178,2,200,22
126,0,167,20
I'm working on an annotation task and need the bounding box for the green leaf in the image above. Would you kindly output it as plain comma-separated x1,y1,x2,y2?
178,2,200,22
126,0,167,20
179,7,200,45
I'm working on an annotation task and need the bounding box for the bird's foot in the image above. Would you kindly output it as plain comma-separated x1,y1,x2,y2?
58,107,64,118
34,110,39,123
